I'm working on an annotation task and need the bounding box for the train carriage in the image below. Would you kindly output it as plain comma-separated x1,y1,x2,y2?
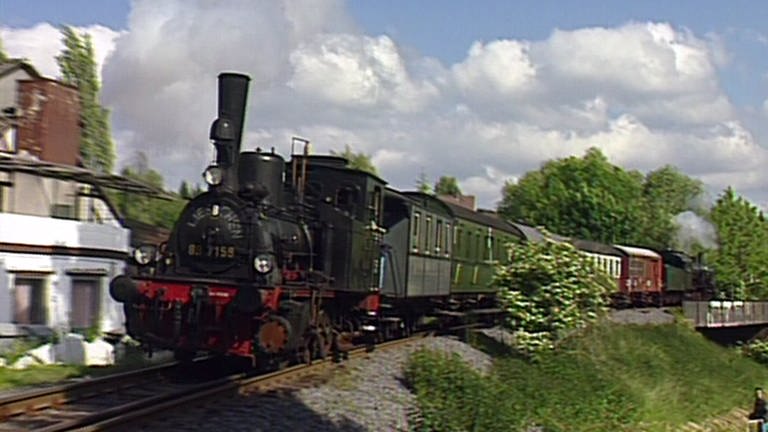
614,245,663,305
441,202,524,296
571,239,623,289
381,190,454,300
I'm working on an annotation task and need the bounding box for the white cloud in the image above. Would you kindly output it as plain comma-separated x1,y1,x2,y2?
289,34,438,112
452,39,537,96
1,22,121,80
3,5,767,210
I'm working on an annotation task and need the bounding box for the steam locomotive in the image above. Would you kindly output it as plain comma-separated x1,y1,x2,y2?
109,72,503,367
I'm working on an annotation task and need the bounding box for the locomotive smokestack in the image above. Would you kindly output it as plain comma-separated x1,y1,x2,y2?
210,72,251,191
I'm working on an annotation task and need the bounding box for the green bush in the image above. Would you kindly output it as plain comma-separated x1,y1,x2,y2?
493,239,614,357
741,340,768,365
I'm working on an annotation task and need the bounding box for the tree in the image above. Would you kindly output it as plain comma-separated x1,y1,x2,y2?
330,145,378,175
498,148,707,249
434,176,461,197
110,152,187,229
415,169,432,194
498,148,646,244
641,165,705,249
0,36,8,62
709,187,768,299
56,26,115,172
179,181,192,200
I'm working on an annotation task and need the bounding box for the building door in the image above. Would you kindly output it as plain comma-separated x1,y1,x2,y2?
71,278,101,330
13,277,46,325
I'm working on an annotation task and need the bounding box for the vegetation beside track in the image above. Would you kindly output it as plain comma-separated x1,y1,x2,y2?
405,321,768,431
0,341,168,391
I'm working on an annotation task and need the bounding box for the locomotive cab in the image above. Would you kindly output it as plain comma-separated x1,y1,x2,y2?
287,155,386,292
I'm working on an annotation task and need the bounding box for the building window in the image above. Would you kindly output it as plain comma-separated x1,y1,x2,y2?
71,278,101,330
13,277,47,325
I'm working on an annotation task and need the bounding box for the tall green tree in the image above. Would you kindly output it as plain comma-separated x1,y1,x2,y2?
0,36,8,62
499,148,646,244
110,152,187,229
56,26,115,172
178,180,192,200
499,148,706,249
642,165,705,249
331,145,378,175
434,176,462,197
415,169,432,194
709,187,768,299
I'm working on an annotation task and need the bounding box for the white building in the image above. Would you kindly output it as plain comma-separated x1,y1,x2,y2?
0,60,159,338
0,156,130,336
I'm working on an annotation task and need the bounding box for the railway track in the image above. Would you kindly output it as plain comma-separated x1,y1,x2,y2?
0,334,429,431
0,358,223,432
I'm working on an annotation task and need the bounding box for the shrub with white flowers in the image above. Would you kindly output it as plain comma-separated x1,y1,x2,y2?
493,239,614,358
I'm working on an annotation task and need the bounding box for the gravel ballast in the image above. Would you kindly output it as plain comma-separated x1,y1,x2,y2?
134,336,492,431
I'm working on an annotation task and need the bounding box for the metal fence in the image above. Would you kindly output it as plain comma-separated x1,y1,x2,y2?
682,301,768,328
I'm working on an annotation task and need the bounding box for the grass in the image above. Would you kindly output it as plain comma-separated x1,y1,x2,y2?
0,342,167,391
0,365,84,391
406,321,768,431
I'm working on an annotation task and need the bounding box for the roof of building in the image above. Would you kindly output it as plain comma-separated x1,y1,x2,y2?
0,60,41,80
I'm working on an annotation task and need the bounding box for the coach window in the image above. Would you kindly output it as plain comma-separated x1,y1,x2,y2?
425,216,432,255
411,211,421,252
435,220,443,254
455,227,462,258
445,223,452,256
476,229,482,261
369,186,382,224
488,235,496,261
336,185,358,215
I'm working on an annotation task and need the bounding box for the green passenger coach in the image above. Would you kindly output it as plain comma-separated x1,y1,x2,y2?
441,201,524,295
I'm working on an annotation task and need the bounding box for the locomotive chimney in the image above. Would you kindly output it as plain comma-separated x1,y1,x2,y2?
210,72,251,191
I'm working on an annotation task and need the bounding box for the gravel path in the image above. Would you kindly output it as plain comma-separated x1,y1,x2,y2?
132,336,492,431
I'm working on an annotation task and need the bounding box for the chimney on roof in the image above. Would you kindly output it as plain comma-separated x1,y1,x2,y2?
438,194,477,211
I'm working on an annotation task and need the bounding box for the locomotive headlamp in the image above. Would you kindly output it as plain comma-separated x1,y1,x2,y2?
254,254,273,274
133,244,157,265
203,165,223,186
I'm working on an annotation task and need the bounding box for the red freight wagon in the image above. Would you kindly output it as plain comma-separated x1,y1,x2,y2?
615,245,663,306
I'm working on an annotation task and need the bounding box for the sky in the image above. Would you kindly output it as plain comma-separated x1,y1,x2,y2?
1,0,768,210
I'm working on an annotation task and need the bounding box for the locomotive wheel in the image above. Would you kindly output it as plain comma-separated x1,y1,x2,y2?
317,311,334,357
301,330,328,364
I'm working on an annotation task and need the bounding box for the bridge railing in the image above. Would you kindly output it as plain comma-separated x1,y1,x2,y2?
682,300,768,328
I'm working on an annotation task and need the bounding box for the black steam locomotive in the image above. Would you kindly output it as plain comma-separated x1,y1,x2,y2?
110,73,417,366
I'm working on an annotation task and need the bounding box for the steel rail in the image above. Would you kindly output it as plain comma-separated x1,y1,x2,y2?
64,333,432,431
0,361,180,421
